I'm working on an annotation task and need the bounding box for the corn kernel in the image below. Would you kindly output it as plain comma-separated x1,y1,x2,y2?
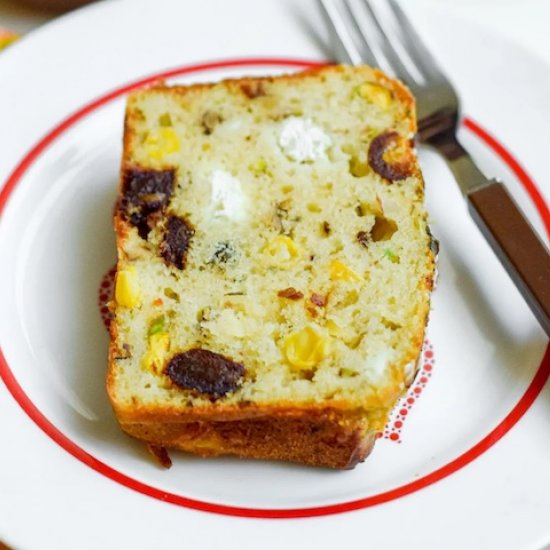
115,267,141,308
340,367,358,377
357,82,393,109
283,326,330,368
349,153,369,177
307,203,322,213
264,236,300,263
158,113,172,127
145,127,181,160
142,333,170,374
249,157,269,176
329,260,363,282
326,319,343,337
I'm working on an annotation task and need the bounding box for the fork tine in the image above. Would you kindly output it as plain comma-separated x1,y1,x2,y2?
387,0,447,79
357,0,418,83
318,0,364,66
339,1,381,68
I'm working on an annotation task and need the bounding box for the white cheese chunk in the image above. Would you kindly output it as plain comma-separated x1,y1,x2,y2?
365,349,395,382
210,169,248,221
278,117,331,162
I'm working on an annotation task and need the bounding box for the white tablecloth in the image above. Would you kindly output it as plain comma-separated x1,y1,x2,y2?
1,0,550,65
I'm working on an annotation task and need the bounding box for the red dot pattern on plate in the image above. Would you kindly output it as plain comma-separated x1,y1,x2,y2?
98,265,117,329
382,340,435,444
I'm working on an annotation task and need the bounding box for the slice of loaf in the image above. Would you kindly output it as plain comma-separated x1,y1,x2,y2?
108,65,436,469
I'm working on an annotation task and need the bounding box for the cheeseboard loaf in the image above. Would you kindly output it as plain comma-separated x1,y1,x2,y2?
108,65,436,469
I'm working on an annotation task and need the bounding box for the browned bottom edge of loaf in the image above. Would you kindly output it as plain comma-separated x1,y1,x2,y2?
119,413,376,470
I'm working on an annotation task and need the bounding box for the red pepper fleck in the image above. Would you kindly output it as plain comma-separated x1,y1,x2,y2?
277,287,304,300
310,293,327,307
306,306,319,318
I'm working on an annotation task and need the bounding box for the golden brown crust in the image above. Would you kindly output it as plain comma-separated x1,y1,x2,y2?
146,444,173,469
120,410,376,469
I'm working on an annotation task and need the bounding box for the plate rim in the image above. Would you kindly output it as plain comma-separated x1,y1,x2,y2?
1,57,549,519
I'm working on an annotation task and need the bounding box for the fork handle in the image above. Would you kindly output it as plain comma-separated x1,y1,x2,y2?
467,180,550,336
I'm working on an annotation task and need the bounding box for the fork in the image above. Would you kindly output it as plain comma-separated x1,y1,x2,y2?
319,0,550,337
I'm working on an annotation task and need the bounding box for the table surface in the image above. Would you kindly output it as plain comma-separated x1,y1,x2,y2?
1,0,550,61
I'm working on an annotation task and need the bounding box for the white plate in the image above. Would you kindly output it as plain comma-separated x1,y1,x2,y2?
1,1,549,549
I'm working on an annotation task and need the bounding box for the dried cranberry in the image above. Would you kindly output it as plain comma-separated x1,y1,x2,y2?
165,349,245,398
160,215,194,270
120,168,175,238
368,131,414,182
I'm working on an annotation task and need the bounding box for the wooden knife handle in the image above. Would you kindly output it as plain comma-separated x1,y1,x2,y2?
468,180,550,336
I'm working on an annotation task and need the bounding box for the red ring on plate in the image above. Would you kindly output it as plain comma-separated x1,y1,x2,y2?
1,58,549,519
